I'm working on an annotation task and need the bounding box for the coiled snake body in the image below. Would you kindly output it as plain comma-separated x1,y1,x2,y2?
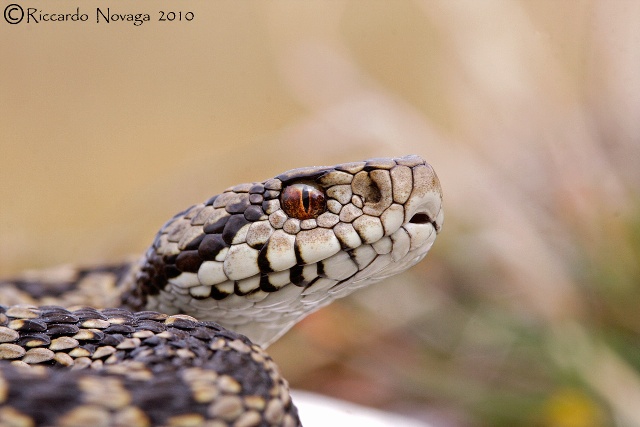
0,155,443,427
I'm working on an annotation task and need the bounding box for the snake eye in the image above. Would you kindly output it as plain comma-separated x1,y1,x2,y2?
280,183,326,220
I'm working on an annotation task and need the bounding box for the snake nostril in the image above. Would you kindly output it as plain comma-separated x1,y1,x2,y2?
352,172,381,204
364,182,381,204
409,213,432,224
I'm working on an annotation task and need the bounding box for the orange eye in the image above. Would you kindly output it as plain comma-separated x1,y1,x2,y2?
280,183,326,220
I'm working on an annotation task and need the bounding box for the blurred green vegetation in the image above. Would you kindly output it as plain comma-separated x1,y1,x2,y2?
272,198,640,427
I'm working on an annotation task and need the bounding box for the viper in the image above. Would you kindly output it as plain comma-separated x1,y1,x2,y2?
0,155,443,427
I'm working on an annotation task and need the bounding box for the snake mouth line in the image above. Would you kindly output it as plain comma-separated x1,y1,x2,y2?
409,212,432,225
409,211,441,232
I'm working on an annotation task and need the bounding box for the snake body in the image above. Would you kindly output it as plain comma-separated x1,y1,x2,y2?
0,155,443,427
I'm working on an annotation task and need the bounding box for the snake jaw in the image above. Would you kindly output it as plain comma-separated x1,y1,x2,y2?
352,159,443,286
131,155,443,347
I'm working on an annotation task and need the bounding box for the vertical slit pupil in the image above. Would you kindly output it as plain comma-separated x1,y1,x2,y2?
302,187,310,213
281,182,326,220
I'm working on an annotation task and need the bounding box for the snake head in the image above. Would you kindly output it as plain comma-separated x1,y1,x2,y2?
132,155,443,346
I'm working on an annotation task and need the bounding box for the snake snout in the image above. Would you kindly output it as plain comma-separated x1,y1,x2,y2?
402,161,443,234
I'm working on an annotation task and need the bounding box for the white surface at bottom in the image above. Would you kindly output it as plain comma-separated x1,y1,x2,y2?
292,390,432,427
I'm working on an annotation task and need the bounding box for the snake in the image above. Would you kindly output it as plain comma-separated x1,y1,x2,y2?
0,155,443,427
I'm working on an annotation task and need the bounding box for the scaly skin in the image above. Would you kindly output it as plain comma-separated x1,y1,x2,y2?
0,155,443,427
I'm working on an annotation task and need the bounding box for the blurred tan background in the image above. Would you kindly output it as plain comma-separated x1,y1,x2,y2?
2,1,640,426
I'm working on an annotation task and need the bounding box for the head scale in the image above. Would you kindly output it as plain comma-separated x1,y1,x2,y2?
125,155,443,346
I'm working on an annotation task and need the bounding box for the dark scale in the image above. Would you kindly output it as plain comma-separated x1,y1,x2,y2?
17,333,51,347
45,324,79,335
263,190,279,200
221,215,251,245
249,193,264,205
136,319,166,333
275,166,326,184
183,233,205,251
71,307,105,320
209,285,231,300
225,194,251,214
175,250,204,273
257,245,274,274
203,215,229,234
198,234,228,261
243,204,265,221
163,264,181,279
316,260,326,278
248,183,265,194
259,275,280,293
40,311,79,324
104,324,135,334
289,265,307,287
10,319,47,333
293,243,305,267
98,334,124,346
